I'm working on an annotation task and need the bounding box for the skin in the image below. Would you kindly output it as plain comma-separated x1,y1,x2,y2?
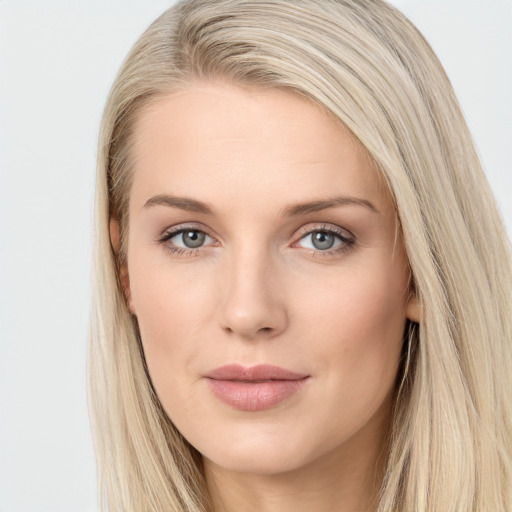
111,81,420,512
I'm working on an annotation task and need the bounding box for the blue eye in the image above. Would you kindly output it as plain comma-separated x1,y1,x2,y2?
298,230,342,251
158,224,355,258
174,230,209,248
294,225,355,257
163,228,215,250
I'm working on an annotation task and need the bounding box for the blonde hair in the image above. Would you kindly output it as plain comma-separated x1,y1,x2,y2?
89,0,512,510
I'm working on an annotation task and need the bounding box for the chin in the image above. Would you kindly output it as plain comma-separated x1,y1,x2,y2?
196,423,324,476
205,447,309,476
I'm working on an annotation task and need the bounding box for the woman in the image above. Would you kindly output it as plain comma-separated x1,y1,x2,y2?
89,0,512,510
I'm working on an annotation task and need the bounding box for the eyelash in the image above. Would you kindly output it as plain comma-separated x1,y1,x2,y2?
156,223,356,259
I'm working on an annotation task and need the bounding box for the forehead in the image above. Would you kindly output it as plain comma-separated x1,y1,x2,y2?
128,81,391,215
133,82,361,150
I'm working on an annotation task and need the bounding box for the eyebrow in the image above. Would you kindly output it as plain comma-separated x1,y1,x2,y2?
143,194,379,216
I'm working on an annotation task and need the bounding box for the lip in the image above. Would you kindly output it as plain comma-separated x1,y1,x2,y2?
204,364,310,411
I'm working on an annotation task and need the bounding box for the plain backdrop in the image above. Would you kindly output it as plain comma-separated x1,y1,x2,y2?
0,1,510,511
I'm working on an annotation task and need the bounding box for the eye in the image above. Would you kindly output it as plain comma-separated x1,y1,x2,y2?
158,226,216,255
170,229,213,249
294,225,355,256
299,231,340,250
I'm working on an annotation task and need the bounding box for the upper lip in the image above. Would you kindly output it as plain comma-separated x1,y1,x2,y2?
204,364,309,381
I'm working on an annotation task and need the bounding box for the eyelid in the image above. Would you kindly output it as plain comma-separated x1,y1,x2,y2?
293,223,354,243
291,223,356,257
157,222,356,257
157,223,218,245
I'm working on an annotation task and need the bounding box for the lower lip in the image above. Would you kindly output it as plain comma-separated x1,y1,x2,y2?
205,378,309,411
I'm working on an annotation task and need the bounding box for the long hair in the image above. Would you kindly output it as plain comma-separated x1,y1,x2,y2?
89,1,512,510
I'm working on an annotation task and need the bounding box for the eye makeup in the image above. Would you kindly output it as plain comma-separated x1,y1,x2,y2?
155,222,356,259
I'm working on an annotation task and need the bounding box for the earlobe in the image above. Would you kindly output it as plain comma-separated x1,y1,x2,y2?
109,218,136,315
405,293,422,323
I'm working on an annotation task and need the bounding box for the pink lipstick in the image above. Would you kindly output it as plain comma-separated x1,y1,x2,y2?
204,364,310,411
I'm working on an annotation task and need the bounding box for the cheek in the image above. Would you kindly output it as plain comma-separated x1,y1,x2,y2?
304,259,408,390
127,258,215,392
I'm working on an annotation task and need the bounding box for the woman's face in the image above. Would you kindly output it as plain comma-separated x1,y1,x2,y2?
117,82,419,475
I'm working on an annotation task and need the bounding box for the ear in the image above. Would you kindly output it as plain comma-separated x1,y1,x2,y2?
405,292,422,323
109,218,136,315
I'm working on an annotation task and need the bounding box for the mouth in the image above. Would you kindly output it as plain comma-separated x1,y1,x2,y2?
203,364,310,411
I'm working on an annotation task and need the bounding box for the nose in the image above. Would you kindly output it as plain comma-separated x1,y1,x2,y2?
217,246,288,341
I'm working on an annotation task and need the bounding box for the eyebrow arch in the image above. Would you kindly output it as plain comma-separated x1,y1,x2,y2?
143,194,379,216
144,194,213,214
282,195,379,216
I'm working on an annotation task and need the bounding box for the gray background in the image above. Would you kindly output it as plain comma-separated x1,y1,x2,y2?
0,1,510,511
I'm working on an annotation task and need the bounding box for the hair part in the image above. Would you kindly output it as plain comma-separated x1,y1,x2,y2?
89,1,512,510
